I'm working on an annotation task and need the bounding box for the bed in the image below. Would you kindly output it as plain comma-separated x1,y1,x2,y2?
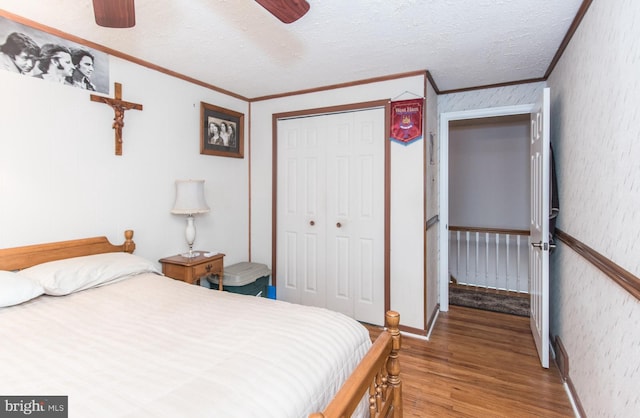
0,230,402,418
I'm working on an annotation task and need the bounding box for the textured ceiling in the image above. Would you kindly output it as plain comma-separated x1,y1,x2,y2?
0,0,584,99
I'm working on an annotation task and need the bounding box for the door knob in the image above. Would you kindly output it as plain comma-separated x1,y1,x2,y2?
309,220,315,226
336,222,342,228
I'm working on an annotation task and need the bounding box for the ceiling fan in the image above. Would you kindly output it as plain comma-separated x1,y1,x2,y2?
92,0,310,28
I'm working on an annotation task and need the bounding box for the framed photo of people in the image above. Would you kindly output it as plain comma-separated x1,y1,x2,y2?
200,102,244,158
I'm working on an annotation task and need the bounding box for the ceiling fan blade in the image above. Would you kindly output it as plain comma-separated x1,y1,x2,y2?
255,0,310,24
92,0,136,28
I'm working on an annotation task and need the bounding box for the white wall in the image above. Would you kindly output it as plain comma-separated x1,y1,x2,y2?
448,120,530,229
0,54,250,269
250,75,428,329
546,0,640,415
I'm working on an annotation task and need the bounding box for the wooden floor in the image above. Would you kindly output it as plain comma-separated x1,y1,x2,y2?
365,306,575,417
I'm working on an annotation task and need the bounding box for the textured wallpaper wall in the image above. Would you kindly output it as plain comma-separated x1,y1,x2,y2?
547,0,640,416
438,82,545,114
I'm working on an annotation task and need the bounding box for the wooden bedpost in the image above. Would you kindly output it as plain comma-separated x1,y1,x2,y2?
385,310,403,418
309,310,403,418
123,230,135,253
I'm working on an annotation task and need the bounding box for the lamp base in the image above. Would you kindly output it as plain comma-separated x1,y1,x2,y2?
182,215,198,258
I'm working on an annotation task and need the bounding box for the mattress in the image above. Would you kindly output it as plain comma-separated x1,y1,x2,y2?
0,273,371,417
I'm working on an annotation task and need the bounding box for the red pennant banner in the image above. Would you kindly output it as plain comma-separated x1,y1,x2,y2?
390,98,424,145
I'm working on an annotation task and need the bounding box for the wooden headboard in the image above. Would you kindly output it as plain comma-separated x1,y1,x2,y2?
0,230,136,271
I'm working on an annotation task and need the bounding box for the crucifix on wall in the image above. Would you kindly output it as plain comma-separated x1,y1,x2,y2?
90,82,143,155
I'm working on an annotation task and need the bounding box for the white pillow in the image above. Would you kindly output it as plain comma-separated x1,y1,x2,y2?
0,271,45,307
18,252,160,296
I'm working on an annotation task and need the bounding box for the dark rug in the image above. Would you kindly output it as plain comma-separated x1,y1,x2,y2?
449,286,530,317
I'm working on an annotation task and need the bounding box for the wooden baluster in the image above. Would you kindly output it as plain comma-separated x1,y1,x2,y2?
369,379,377,416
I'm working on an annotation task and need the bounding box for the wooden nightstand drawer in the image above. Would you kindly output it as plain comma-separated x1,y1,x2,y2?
162,263,191,283
192,257,222,278
159,252,224,286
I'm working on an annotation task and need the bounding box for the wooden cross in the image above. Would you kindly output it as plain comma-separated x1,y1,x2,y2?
90,82,143,155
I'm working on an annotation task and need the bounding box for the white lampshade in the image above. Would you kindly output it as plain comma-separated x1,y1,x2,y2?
171,180,210,215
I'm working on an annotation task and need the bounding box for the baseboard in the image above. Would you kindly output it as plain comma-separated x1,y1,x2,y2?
427,303,439,329
398,324,428,337
552,336,586,418
554,336,570,380
425,303,440,339
393,303,441,340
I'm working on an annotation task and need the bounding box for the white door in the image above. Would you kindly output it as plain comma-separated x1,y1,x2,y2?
529,87,551,368
277,117,327,308
276,109,385,325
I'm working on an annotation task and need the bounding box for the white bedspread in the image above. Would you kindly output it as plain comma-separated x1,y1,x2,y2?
0,273,371,417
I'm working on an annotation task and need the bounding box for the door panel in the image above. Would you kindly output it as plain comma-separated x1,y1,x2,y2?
278,122,326,307
529,87,550,368
325,110,385,325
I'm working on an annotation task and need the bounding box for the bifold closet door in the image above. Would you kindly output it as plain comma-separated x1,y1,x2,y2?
277,115,328,309
276,108,385,325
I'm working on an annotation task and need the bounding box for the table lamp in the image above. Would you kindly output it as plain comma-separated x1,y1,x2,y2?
171,179,210,258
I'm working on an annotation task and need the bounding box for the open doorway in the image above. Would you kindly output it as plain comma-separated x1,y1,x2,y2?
447,114,531,315
438,104,535,312
439,88,552,368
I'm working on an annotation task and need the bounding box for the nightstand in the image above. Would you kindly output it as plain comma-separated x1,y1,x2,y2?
159,252,225,287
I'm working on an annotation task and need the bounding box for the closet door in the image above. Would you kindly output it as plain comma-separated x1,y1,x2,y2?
325,109,385,324
276,108,385,325
276,117,327,308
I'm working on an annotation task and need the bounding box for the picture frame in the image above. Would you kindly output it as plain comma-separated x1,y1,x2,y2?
200,102,244,158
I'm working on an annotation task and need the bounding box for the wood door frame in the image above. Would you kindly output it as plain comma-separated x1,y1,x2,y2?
271,100,391,313
438,104,535,311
